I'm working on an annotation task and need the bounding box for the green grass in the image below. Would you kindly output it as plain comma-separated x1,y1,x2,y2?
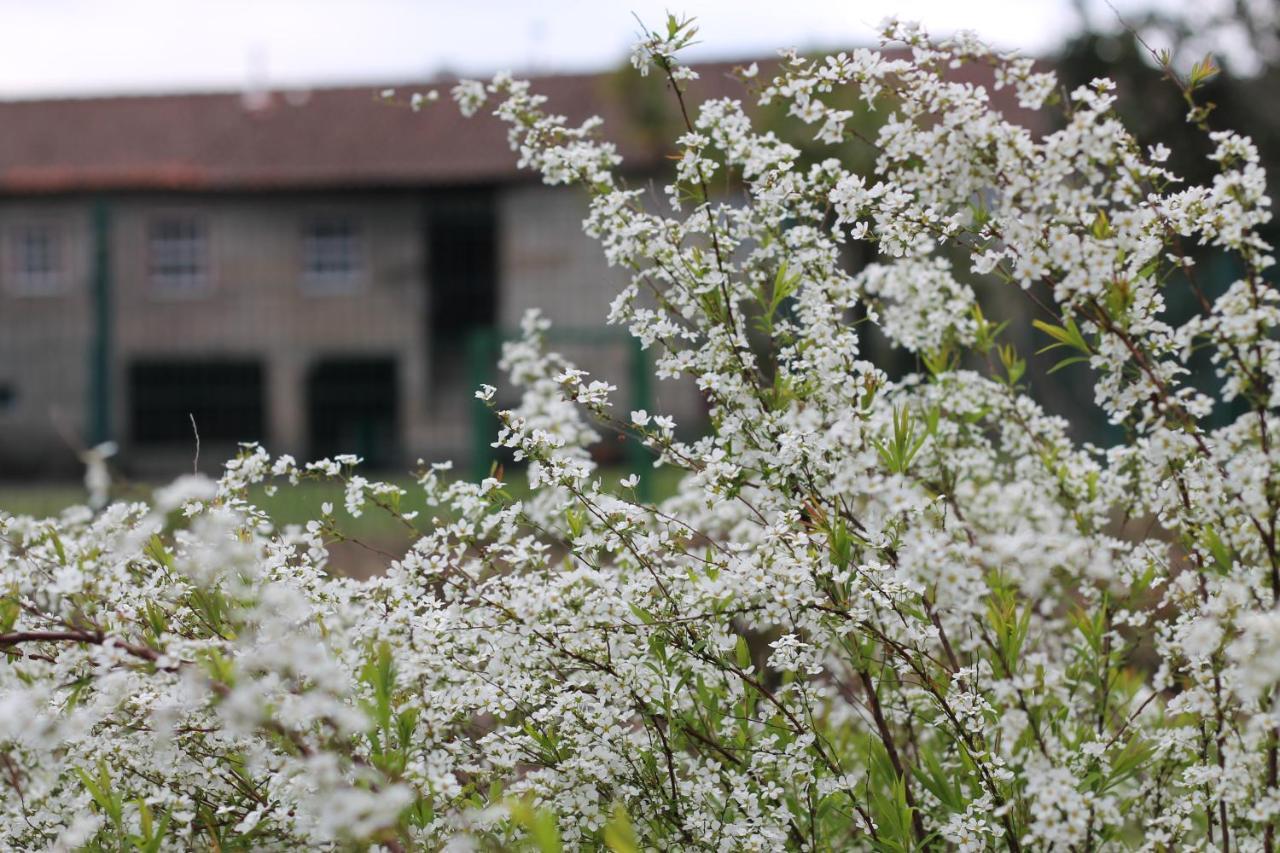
0,466,687,542
256,466,685,538
0,466,687,578
0,483,88,519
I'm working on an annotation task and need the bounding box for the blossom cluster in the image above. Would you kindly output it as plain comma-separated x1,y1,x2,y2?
3,14,1279,851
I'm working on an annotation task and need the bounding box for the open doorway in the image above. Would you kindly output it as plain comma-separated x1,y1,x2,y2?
129,359,264,446
425,189,498,394
306,357,398,468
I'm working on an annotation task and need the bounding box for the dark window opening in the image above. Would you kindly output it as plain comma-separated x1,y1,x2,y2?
307,358,398,468
0,383,14,412
130,361,263,444
426,191,498,387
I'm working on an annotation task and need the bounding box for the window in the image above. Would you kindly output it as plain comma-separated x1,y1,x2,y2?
8,223,62,295
129,360,263,445
302,217,362,289
148,217,208,292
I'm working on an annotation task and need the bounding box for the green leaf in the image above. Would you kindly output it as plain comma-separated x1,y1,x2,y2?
508,799,563,853
1091,208,1111,239
768,263,800,318
1047,355,1090,374
144,534,174,570
997,343,1025,387
48,531,67,566
603,802,639,853
0,597,18,634
628,602,655,625
912,747,964,813
1033,317,1093,375
874,406,930,474
1101,736,1154,793
922,346,958,377
1033,317,1091,356
864,737,915,852
970,303,1008,353
735,635,752,670
360,641,396,735
77,760,124,831
1201,527,1234,574
1188,54,1220,89
828,520,853,570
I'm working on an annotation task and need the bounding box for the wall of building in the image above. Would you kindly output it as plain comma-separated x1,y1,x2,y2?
106,192,427,473
498,184,707,439
0,198,94,476
0,192,433,477
0,184,708,480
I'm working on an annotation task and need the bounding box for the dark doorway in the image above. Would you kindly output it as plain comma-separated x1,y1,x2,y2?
307,358,398,468
425,189,498,388
129,360,264,445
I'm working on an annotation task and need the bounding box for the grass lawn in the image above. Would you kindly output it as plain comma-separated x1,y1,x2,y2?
0,466,687,576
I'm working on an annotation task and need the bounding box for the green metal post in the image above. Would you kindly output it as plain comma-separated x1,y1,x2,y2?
627,337,653,503
87,198,112,446
468,327,498,482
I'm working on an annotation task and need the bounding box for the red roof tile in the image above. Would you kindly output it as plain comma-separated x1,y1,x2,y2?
0,68,717,193
0,58,1045,194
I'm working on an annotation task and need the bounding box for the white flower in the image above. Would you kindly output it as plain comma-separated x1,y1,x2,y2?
451,79,487,117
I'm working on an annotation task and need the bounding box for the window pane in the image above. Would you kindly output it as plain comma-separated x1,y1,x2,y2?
149,217,207,289
303,218,360,284
9,224,61,293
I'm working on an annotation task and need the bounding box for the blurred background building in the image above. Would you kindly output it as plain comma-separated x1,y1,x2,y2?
0,0,1273,481
0,72,724,478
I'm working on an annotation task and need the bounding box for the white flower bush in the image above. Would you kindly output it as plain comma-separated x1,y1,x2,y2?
4,15,1280,850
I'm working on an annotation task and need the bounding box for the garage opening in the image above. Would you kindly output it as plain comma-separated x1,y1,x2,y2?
307,357,398,468
129,360,264,445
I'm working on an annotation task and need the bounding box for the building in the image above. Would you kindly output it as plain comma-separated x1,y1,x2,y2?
0,69,723,478
0,55,1054,479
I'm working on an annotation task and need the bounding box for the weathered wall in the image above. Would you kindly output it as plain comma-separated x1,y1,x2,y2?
107,193,427,472
0,199,93,476
498,184,707,438
0,192,431,477
0,185,707,480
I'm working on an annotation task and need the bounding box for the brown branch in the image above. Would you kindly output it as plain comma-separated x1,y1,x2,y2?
0,629,168,668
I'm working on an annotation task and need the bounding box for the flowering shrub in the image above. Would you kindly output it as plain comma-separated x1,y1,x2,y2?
3,16,1280,851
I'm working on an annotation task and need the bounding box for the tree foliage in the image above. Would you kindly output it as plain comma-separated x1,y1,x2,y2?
3,15,1280,851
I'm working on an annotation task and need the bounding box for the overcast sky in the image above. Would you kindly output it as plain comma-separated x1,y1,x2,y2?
0,0,1189,100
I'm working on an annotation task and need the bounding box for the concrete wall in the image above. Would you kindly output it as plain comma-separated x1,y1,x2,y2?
0,192,432,477
106,193,427,472
498,184,707,438
0,199,94,476
496,183,706,435
0,184,708,479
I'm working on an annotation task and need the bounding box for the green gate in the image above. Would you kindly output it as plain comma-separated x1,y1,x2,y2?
466,326,653,501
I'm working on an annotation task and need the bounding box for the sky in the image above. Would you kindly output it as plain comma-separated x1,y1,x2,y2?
0,0,1191,100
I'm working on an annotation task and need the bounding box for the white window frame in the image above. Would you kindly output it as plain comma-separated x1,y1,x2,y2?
300,215,365,294
148,214,211,296
6,221,65,296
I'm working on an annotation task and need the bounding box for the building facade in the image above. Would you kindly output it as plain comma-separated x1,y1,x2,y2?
0,72,713,477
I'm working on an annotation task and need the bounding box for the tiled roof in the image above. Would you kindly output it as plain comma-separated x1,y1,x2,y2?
0,58,1044,193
